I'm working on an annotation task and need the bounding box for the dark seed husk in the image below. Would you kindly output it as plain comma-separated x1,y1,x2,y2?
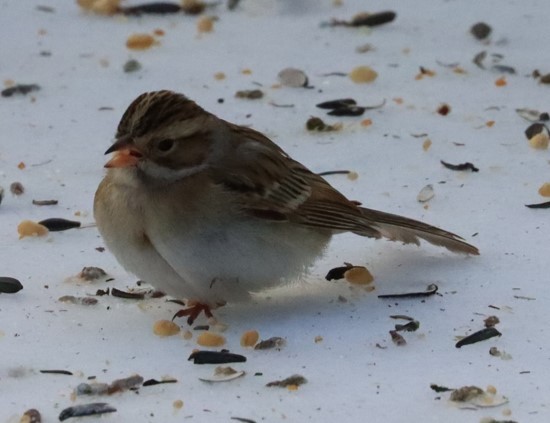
266,374,307,388
142,378,178,386
188,350,247,364
539,73,550,84
32,199,58,206
1,84,41,97
111,287,145,299
325,265,352,280
58,403,116,421
0,277,23,294
395,321,420,332
316,98,357,109
10,182,24,195
470,22,492,40
524,123,549,140
525,201,550,209
327,106,366,116
455,327,502,348
350,11,396,27
440,160,479,172
40,369,73,375
378,283,438,299
38,218,81,232
430,384,454,393
491,65,516,74
120,3,181,15
123,59,142,73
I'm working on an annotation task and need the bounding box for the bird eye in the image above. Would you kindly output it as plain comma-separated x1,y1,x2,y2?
156,139,174,152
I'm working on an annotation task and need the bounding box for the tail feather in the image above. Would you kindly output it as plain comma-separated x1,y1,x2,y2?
356,207,479,255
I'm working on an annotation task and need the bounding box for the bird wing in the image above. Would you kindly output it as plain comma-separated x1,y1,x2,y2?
208,123,479,255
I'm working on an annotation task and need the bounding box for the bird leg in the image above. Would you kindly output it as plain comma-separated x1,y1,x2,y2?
171,300,215,325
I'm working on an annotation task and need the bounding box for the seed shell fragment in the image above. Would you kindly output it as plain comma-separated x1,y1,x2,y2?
58,403,116,421
525,201,550,209
199,366,245,383
470,22,492,40
10,182,24,195
21,408,42,423
120,2,182,15
266,374,307,388
316,98,357,109
389,330,406,346
1,84,41,97
278,68,309,88
254,336,286,350
38,218,81,232
441,160,479,172
0,277,23,294
188,350,247,364
378,283,438,299
417,184,435,203
455,327,502,348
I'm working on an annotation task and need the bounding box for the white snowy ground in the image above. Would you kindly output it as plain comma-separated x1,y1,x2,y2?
1,0,550,422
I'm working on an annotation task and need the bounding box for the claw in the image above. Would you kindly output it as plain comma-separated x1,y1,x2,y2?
172,303,214,325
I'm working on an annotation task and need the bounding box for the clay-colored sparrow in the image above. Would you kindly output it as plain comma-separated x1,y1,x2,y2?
94,90,478,322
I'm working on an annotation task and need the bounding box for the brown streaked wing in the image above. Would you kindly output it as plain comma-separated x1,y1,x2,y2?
211,122,383,238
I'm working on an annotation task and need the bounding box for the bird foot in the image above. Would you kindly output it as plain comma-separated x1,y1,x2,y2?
172,301,214,325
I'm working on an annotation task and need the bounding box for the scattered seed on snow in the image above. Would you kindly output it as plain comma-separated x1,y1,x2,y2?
240,330,259,347
197,331,226,347
10,182,24,195
188,350,247,365
470,22,492,40
455,327,502,348
153,320,181,337
278,68,309,88
17,220,49,239
199,366,245,383
38,218,81,232
417,184,435,203
266,374,307,388
254,336,286,350
0,277,23,294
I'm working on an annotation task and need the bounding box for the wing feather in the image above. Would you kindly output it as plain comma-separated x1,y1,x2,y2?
208,122,478,255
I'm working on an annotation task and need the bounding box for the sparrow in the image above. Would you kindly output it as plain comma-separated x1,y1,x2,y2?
94,90,479,323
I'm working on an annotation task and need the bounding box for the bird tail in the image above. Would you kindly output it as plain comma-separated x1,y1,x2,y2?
355,206,479,255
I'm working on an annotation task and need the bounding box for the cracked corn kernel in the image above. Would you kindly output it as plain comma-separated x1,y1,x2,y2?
529,132,549,149
126,34,155,50
153,320,180,337
197,331,226,347
344,266,374,285
240,330,259,347
18,220,49,239
538,183,550,197
422,139,432,151
349,66,378,83
197,16,215,33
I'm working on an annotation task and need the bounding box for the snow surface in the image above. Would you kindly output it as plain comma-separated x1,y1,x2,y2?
1,0,550,422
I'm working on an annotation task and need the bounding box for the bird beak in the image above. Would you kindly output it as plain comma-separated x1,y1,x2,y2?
104,136,143,168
